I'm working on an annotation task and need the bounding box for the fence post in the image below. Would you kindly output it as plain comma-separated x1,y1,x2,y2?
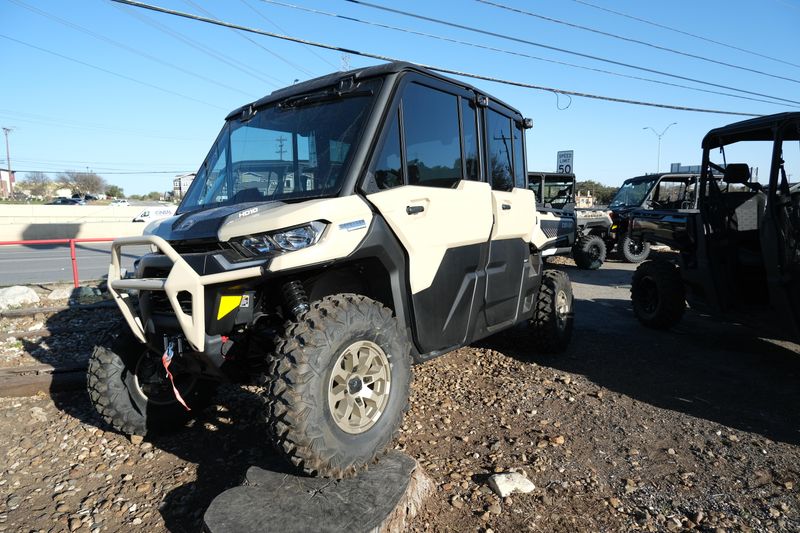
70,239,79,288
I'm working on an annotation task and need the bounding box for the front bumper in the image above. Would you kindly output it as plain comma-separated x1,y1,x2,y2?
108,235,263,352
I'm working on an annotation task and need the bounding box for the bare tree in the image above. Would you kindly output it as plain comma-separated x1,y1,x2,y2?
56,171,107,194
20,171,51,197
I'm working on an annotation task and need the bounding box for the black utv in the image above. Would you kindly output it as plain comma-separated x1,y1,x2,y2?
628,112,800,338
606,173,700,263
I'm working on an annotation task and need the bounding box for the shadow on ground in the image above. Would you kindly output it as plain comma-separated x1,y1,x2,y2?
492,293,800,446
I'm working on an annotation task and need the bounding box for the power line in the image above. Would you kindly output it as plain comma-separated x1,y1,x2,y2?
0,34,227,110
7,0,256,98
345,0,800,107
12,168,193,175
112,2,283,87
571,0,800,70
181,0,316,78
239,0,337,69
477,0,800,85
0,110,205,141
109,0,762,117
259,0,796,109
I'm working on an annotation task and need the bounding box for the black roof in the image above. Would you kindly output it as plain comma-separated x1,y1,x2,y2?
624,172,698,183
226,61,523,120
702,112,800,149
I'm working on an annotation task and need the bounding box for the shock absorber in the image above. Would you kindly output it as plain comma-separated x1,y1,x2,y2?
281,280,309,319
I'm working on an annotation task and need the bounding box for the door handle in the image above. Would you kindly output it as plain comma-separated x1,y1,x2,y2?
502,204,511,210
406,205,424,215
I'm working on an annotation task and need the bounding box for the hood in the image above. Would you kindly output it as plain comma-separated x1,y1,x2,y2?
147,202,285,242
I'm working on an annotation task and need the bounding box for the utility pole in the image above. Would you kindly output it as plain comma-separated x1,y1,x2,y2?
643,122,677,173
275,136,287,161
2,127,13,197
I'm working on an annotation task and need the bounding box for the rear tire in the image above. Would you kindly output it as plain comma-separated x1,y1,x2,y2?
530,270,574,353
265,294,412,478
621,233,651,263
87,326,217,436
572,234,606,270
631,259,685,329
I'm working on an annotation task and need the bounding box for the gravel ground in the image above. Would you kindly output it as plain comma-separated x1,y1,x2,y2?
2,258,800,532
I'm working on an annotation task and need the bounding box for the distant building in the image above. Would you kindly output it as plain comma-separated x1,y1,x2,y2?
173,173,195,199
575,189,594,208
0,168,15,198
670,162,702,174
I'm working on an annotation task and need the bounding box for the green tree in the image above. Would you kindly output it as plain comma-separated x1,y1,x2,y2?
145,191,161,201
576,180,618,205
105,184,124,198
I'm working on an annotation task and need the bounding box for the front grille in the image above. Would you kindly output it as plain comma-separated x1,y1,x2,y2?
147,290,192,315
169,240,231,254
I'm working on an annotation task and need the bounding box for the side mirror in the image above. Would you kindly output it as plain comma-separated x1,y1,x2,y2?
723,163,750,184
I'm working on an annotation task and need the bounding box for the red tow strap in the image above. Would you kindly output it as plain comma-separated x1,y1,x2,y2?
162,347,191,411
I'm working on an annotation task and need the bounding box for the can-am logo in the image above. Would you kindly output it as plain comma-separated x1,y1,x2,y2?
238,207,258,218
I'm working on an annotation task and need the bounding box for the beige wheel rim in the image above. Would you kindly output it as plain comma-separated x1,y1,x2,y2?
327,340,392,434
555,290,570,329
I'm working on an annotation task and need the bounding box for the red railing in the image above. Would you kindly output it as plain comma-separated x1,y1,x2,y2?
0,238,116,288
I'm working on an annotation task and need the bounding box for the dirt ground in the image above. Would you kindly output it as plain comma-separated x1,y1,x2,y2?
2,258,800,532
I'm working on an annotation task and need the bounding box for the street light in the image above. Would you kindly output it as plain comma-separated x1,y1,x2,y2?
643,122,677,173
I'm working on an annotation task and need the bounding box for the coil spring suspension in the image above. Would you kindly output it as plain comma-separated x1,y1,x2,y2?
282,280,309,319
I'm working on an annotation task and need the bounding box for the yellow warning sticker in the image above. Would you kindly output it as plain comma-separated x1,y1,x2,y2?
217,295,243,320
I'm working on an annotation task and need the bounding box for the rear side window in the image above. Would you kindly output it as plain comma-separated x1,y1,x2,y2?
461,98,480,181
513,123,526,189
487,109,514,191
403,83,462,188
369,108,403,191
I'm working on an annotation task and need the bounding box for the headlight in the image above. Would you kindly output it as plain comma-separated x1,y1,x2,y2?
238,221,326,256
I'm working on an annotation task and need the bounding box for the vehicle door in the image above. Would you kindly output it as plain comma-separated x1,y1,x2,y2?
365,77,494,354
482,107,537,331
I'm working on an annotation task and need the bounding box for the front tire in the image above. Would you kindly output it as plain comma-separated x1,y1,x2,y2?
530,270,574,353
266,294,412,478
631,259,685,329
620,233,651,263
87,326,216,436
572,234,606,270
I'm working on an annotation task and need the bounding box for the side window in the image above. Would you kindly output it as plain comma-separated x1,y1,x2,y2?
487,109,514,191
461,98,480,181
369,108,403,191
403,83,462,188
513,123,526,189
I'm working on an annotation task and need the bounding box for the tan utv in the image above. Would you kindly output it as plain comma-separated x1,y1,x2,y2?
88,62,574,478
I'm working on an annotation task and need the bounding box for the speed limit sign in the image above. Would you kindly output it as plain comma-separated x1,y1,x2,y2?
557,150,573,174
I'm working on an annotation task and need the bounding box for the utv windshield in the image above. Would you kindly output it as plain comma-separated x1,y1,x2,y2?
541,178,574,208
179,80,379,214
609,177,658,208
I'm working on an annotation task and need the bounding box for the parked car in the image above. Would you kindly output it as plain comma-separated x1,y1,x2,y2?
72,193,99,201
110,199,131,206
48,197,84,205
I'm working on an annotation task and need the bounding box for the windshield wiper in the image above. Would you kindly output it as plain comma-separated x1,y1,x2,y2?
278,88,373,109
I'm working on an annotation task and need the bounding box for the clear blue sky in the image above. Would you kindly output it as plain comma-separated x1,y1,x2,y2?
1,0,798,195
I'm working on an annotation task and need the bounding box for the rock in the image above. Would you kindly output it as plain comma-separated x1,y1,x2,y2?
69,518,81,531
130,435,143,445
46,286,74,301
487,472,535,498
769,507,781,518
0,286,40,311
30,407,48,423
549,435,565,446
488,502,502,515
608,497,622,509
27,322,44,331
450,496,464,509
667,448,676,455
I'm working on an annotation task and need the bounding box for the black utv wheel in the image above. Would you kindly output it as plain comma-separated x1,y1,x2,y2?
266,294,412,478
631,259,686,329
530,270,574,353
620,233,651,263
572,234,607,270
87,326,217,436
